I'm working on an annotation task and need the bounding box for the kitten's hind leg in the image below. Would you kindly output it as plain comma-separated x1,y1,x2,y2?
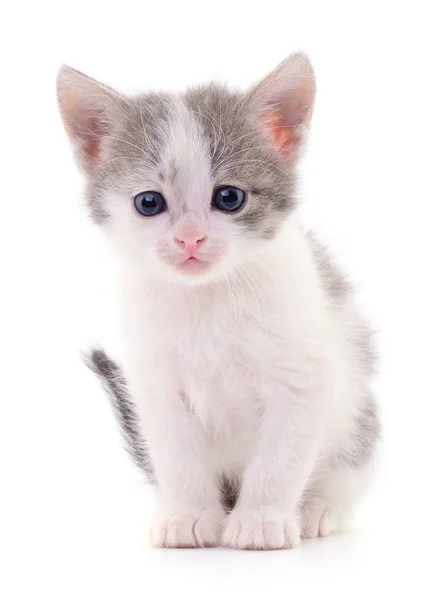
301,462,374,539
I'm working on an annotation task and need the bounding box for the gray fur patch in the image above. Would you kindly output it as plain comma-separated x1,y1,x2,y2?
308,231,379,469
308,231,377,374
333,394,381,469
86,92,174,222
84,347,155,481
184,85,296,236
261,225,278,239
219,474,239,512
307,232,352,301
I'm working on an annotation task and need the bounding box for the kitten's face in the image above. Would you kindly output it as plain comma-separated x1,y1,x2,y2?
92,90,296,284
58,55,315,284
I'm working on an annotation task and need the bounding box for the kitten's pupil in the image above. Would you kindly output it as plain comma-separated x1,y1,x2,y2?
213,186,246,212
144,194,157,207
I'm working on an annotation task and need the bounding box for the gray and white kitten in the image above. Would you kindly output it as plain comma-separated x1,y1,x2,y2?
57,53,379,550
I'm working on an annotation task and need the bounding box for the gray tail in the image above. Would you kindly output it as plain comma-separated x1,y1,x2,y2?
84,347,153,478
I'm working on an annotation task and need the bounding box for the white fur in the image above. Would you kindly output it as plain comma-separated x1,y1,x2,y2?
111,213,370,549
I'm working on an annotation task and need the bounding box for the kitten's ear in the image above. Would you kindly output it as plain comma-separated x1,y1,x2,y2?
57,66,124,172
247,53,315,162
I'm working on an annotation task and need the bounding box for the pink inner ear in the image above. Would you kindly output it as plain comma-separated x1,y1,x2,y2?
262,112,299,159
59,89,107,164
79,115,106,162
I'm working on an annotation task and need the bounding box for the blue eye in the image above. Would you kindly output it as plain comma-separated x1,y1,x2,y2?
134,191,166,216
212,186,246,212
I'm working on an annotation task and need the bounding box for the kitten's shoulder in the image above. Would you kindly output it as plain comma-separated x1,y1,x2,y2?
305,228,377,372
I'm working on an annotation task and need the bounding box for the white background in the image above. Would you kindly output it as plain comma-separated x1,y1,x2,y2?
2,1,432,598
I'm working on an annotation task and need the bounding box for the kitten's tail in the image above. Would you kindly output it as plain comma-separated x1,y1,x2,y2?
83,347,153,479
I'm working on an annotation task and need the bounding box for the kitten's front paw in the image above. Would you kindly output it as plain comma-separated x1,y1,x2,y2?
222,508,301,550
151,508,224,548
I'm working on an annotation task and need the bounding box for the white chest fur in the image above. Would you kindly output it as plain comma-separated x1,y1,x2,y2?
145,280,270,434
118,223,341,471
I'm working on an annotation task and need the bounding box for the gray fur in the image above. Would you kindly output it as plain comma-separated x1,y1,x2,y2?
87,92,174,223
309,231,377,375
333,394,381,469
185,85,297,236
84,347,155,481
307,232,352,302
219,474,239,512
84,82,296,237
308,233,380,466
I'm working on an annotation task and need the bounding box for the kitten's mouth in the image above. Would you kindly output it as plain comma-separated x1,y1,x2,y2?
175,255,210,274
159,246,222,277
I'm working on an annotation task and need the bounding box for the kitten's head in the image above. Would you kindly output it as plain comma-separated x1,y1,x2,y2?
57,53,315,284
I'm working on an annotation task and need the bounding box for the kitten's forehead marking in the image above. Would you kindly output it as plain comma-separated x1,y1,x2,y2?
159,96,213,218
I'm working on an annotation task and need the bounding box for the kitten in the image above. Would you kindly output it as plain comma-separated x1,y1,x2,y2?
57,53,380,550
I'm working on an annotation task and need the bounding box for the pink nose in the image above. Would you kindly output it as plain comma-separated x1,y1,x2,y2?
175,230,206,255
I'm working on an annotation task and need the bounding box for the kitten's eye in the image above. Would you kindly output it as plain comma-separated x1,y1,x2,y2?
212,186,246,212
133,191,166,216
